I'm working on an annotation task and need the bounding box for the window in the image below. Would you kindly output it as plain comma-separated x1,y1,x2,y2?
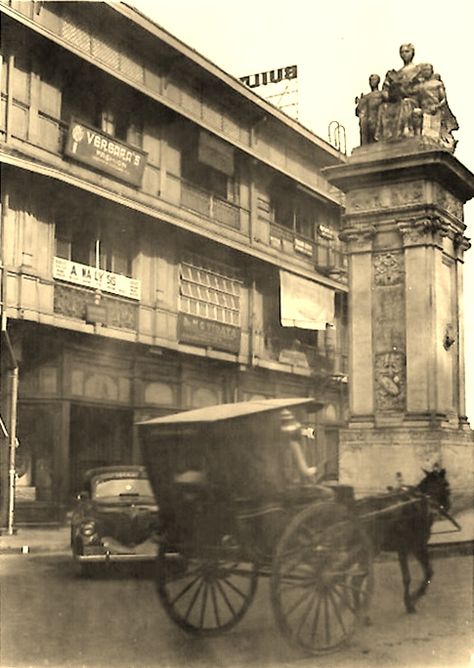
98,90,143,147
182,128,237,202
12,51,30,105
270,177,345,268
179,252,241,326
271,180,321,236
60,67,143,148
55,217,133,277
38,53,61,118
61,75,97,127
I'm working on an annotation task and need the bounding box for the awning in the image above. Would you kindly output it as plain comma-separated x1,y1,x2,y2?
280,270,334,330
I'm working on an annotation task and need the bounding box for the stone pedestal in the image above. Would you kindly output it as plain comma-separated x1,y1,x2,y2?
324,140,474,509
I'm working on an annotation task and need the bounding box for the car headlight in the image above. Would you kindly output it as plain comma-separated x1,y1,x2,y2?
80,521,97,537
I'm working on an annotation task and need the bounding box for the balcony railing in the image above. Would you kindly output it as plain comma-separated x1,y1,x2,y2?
262,330,348,376
181,180,241,229
270,223,347,274
54,283,138,330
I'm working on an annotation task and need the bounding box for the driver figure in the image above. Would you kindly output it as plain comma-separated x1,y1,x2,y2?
280,409,317,481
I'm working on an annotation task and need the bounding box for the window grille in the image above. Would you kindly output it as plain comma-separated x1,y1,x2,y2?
179,252,241,326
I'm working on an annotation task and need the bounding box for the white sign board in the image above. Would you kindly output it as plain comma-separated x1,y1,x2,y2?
53,257,141,301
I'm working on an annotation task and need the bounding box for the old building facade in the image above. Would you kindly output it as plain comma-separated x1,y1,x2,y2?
0,1,348,523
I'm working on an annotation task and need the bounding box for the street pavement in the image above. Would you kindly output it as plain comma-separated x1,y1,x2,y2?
0,550,472,668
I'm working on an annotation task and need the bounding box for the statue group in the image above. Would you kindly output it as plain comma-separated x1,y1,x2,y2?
355,44,458,152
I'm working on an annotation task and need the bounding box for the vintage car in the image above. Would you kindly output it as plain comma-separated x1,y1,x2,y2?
70,465,160,575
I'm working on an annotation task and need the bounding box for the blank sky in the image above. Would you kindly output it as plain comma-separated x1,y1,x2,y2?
128,0,474,420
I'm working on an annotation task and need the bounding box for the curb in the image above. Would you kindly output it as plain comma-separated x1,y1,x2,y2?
1,541,472,558
0,544,69,555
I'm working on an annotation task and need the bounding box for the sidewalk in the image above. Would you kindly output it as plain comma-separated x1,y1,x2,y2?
0,525,70,554
1,508,472,555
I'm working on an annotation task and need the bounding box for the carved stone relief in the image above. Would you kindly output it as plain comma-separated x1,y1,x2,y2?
346,182,424,214
453,233,471,258
374,351,406,410
398,217,449,246
339,225,375,251
372,251,406,411
434,184,464,221
391,182,424,207
373,251,403,286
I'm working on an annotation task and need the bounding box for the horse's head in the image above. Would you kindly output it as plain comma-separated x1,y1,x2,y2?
417,464,451,512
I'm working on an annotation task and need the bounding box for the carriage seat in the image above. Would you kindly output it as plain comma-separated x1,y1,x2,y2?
324,482,355,506
281,483,336,505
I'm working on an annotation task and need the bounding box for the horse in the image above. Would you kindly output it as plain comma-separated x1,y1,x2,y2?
354,464,452,614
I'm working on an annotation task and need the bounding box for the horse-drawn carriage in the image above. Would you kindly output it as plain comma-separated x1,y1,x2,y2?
138,397,453,655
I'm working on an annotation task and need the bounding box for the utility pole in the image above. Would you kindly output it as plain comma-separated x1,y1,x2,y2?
1,315,19,534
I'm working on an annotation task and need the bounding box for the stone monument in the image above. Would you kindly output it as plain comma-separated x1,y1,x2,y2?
324,44,474,510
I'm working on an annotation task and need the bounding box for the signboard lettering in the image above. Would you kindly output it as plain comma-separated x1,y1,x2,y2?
178,313,241,354
53,257,141,301
318,224,336,240
294,238,313,256
64,118,147,186
240,65,298,89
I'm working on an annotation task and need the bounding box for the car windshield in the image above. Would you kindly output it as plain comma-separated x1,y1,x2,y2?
93,477,154,499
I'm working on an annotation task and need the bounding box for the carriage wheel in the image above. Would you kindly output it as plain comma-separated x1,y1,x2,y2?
156,543,259,635
271,501,373,655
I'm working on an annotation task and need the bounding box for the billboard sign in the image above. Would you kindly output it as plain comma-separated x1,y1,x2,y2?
240,65,297,89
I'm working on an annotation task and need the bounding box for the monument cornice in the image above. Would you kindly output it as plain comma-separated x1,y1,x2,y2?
323,146,474,203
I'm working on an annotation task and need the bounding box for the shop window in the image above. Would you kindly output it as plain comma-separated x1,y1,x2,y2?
179,251,241,326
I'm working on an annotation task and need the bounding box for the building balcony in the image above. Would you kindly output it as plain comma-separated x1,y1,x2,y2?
181,180,241,229
53,283,139,330
52,258,140,330
261,330,348,377
269,223,347,280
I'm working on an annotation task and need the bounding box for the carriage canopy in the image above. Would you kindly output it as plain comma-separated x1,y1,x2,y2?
137,398,321,507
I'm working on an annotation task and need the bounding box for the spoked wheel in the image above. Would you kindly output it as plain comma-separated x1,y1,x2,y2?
156,543,259,635
271,501,373,655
